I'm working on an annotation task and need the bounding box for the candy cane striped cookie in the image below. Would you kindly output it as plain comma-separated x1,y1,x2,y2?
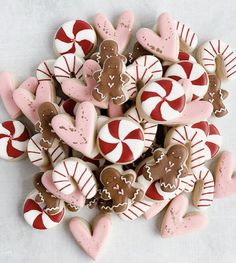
197,39,236,80
0,120,30,161
175,20,198,52
36,59,55,82
126,55,163,99
137,78,186,124
54,20,97,58
97,118,145,164
165,125,206,172
165,61,209,101
125,106,158,152
23,189,65,230
54,54,84,83
52,157,97,199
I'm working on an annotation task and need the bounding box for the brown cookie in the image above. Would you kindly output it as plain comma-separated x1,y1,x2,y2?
35,102,59,148
92,56,130,105
34,172,61,215
91,39,127,66
127,42,151,64
99,166,144,213
143,145,189,192
202,74,229,118
65,202,80,212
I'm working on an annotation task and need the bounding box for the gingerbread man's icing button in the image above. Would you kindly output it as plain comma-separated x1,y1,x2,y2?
91,40,127,66
92,56,130,105
99,165,144,213
97,118,145,164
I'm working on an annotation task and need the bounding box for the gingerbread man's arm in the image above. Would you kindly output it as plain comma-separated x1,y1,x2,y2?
121,73,130,85
100,189,111,200
34,121,41,132
93,70,102,83
153,149,166,163
120,173,135,185
129,187,144,202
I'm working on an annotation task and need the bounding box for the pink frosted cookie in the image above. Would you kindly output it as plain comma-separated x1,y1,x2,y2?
13,77,55,124
165,61,209,101
214,151,236,198
144,200,170,220
52,101,98,158
54,20,97,58
42,170,86,208
136,13,179,61
125,106,158,152
160,194,208,238
97,118,145,164
136,78,186,124
54,54,84,83
126,55,163,99
69,214,112,260
52,157,97,199
36,59,55,82
0,120,30,161
23,189,65,230
0,72,21,119
94,11,134,53
61,59,108,109
197,39,236,80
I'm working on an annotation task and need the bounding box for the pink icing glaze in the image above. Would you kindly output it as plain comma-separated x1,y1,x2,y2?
69,214,111,260
144,200,169,220
161,194,208,238
94,10,134,53
62,60,108,109
214,151,236,198
41,170,85,208
0,72,21,119
108,101,123,117
136,13,179,61
13,78,55,124
51,101,98,157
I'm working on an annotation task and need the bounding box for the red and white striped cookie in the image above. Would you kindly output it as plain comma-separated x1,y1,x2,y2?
97,118,145,164
137,78,186,123
165,125,206,172
126,55,163,99
189,166,215,210
165,61,209,101
54,20,97,58
36,59,55,82
125,106,158,153
54,54,84,83
52,157,97,199
197,39,236,80
0,120,30,161
23,190,65,230
175,20,198,52
59,98,78,117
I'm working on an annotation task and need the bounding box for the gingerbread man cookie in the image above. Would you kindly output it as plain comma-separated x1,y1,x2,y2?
91,40,127,66
99,166,144,213
127,42,151,64
143,145,189,192
202,74,228,118
92,56,130,105
34,172,62,215
35,102,59,149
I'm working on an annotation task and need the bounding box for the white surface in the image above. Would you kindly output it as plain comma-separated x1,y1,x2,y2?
1,0,236,262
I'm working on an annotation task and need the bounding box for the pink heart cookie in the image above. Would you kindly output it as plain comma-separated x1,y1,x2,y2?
214,151,236,198
161,194,208,238
51,101,97,158
62,60,108,109
41,170,85,208
0,72,21,119
94,10,134,53
144,200,169,220
69,214,112,260
136,13,179,61
13,78,55,124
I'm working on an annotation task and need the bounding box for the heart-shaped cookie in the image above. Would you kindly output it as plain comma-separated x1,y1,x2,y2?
214,151,236,198
51,101,98,158
136,12,179,61
161,194,208,238
94,10,134,53
62,60,108,109
69,214,112,260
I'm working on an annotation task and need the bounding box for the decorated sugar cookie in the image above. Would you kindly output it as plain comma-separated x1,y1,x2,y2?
54,20,97,58
36,59,55,82
92,56,130,105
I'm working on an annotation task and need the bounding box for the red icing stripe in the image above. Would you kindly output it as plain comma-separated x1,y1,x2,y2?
7,139,24,158
55,27,71,43
141,91,159,102
191,72,208,86
15,127,29,141
117,142,134,163
99,138,118,155
73,20,92,34
108,120,120,139
2,121,15,135
23,199,42,213
124,128,144,140
146,183,164,201
179,61,193,78
33,214,46,230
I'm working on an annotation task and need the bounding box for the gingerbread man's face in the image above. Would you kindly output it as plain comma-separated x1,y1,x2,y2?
101,40,119,57
104,56,122,74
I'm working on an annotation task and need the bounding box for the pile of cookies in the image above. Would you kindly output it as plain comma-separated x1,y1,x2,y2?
1,11,236,260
